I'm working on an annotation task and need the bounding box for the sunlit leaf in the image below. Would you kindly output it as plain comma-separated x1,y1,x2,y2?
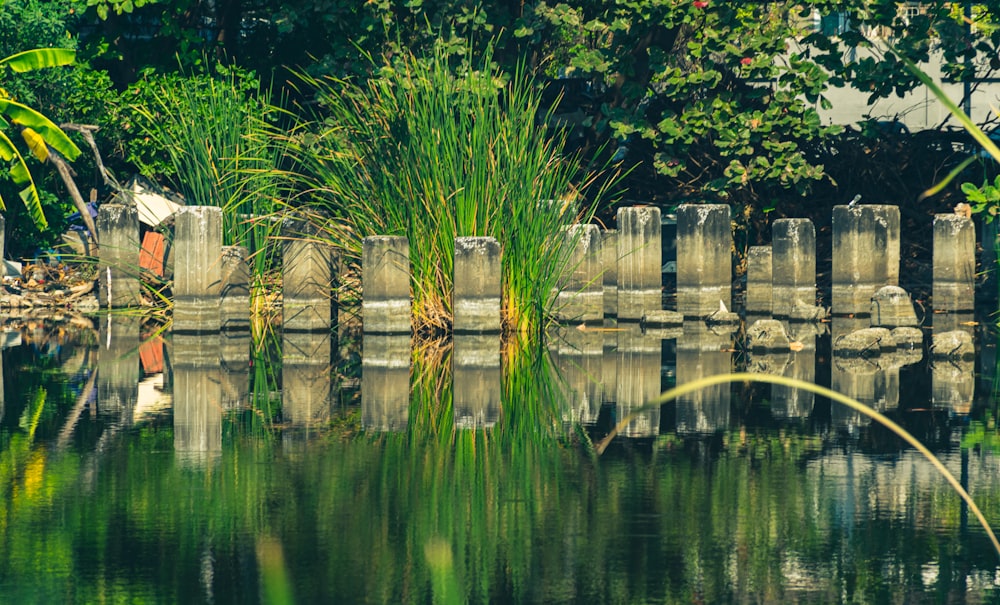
0,99,81,160
919,154,978,200
0,48,75,73
20,127,48,163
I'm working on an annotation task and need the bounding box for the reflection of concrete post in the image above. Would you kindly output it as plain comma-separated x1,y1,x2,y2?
220,246,251,332
601,229,618,317
174,206,222,332
553,225,603,324
282,332,333,428
97,204,141,308
283,222,335,332
772,323,816,419
362,236,410,334
932,360,975,416
361,334,410,432
677,204,731,318
933,311,975,337
97,315,141,423
675,321,732,434
172,334,222,467
832,205,899,314
617,206,662,321
220,331,250,411
616,323,661,437
453,237,502,333
745,246,772,315
772,219,816,317
933,214,975,312
453,333,501,428
830,316,876,434
548,326,604,425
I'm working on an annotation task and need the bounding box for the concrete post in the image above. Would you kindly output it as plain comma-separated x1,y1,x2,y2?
174,206,222,333
601,229,618,317
772,218,816,317
97,204,141,308
676,204,731,317
616,206,662,320
745,246,772,315
553,224,603,324
453,237,502,333
172,333,222,467
361,334,411,432
220,246,250,332
283,222,336,332
933,214,975,312
453,333,501,428
362,236,411,334
831,204,900,314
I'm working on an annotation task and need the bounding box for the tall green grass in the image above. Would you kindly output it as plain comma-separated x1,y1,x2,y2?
291,47,615,335
131,63,289,295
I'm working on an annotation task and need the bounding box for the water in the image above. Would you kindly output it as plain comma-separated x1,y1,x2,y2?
1,315,1000,604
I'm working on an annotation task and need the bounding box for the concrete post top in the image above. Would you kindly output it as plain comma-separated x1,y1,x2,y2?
454,236,501,253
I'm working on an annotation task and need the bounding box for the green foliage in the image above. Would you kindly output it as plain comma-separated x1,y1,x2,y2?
292,46,616,333
128,61,289,279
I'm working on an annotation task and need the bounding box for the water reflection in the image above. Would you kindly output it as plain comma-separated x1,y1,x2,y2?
453,333,501,429
933,311,977,416
171,333,222,466
548,326,604,426
97,315,140,424
616,323,662,437
675,321,733,435
281,331,333,431
361,333,410,432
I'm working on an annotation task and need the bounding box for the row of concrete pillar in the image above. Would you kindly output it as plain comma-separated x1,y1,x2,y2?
93,202,977,333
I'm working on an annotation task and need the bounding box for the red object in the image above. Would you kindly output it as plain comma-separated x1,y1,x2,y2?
139,231,166,277
693,1,708,7
741,57,752,66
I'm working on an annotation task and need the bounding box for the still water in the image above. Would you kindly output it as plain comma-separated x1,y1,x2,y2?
1,314,1000,604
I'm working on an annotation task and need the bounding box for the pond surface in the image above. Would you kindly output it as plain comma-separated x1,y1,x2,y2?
1,315,1000,604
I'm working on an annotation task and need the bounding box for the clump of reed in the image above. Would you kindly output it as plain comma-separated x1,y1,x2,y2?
290,46,613,335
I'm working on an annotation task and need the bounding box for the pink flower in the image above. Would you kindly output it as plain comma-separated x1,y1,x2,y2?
693,1,708,8
741,57,752,66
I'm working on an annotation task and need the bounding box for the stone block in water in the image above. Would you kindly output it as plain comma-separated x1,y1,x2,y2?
931,330,975,361
553,225,603,324
220,246,250,331
362,236,411,334
745,246,772,315
831,204,900,314
747,319,791,352
772,218,816,317
283,222,336,333
676,204,731,318
98,203,141,308
833,327,895,357
174,206,222,333
870,285,918,328
453,237,502,333
933,213,975,312
616,206,662,321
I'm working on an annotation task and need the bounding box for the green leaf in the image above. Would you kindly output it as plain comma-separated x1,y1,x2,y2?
0,48,75,73
0,99,81,160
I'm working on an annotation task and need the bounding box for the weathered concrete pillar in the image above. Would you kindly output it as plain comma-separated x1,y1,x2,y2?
617,206,662,321
220,246,250,332
97,315,140,423
553,225,603,324
361,334,410,432
174,206,222,333
615,323,661,437
772,218,816,317
282,332,333,430
933,214,975,312
453,333,501,428
745,246,772,315
172,333,222,467
362,236,411,334
832,204,900,314
97,204,141,308
675,321,732,434
548,326,604,425
283,222,335,333
601,229,619,317
870,285,919,328
676,204,731,318
453,237,501,333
